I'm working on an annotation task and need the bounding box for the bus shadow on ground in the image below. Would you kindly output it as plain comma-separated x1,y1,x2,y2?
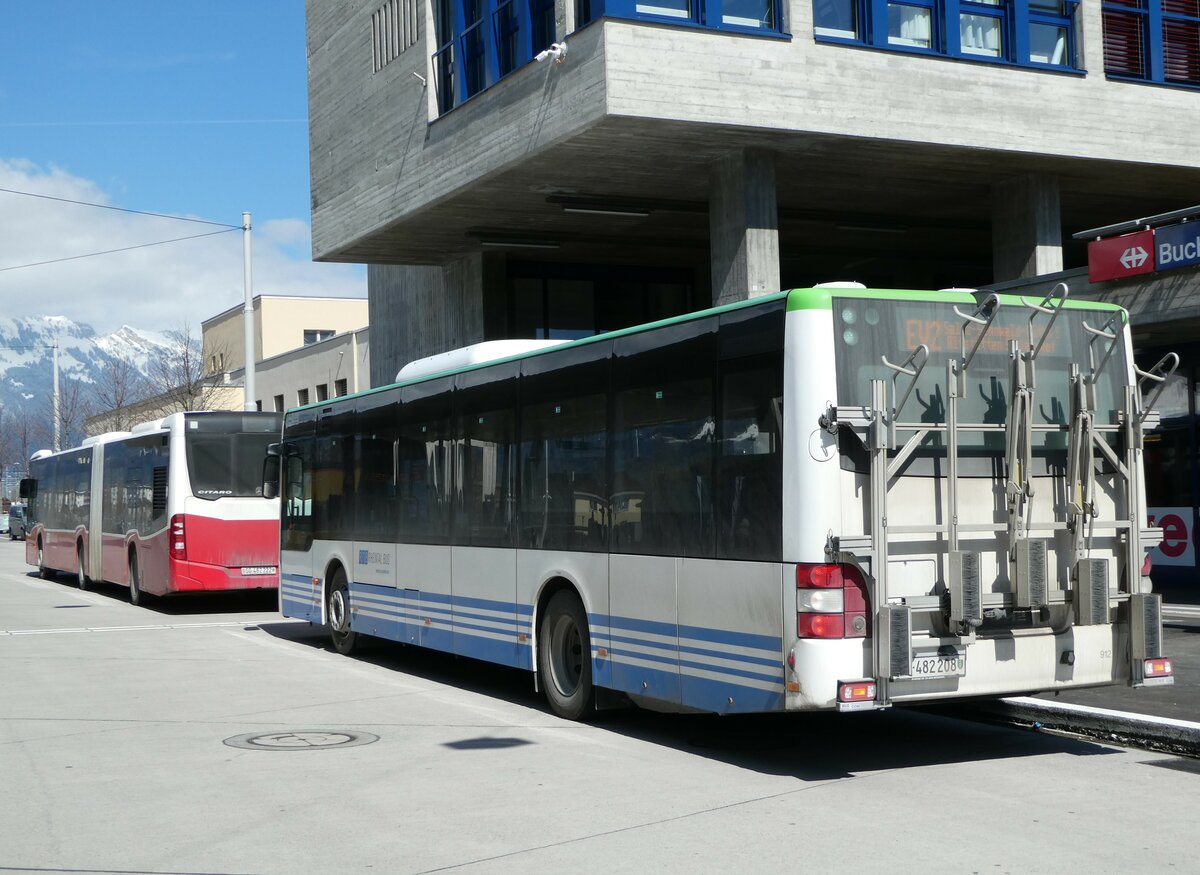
29,570,279,615
257,622,1119,781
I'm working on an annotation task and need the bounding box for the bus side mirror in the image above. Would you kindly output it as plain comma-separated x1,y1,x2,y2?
18,478,34,499
262,453,280,501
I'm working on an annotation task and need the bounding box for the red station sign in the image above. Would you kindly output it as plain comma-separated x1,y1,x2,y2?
1087,229,1156,282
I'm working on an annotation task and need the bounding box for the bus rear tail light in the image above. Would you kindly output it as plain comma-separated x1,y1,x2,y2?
837,679,877,704
1143,657,1173,679
169,514,187,561
796,563,871,640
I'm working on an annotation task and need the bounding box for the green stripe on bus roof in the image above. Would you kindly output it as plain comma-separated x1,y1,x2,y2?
285,291,791,415
785,286,1127,312
286,287,1124,416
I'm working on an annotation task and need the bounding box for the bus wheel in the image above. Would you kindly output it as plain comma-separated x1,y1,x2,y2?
129,553,142,606
328,570,358,656
76,543,89,590
37,540,54,580
538,590,594,721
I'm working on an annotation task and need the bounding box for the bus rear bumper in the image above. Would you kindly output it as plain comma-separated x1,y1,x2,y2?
171,559,280,592
786,625,1131,711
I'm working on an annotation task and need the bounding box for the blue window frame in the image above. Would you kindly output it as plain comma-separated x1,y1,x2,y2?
434,0,788,116
577,0,784,34
813,0,1080,70
1104,0,1200,87
531,0,556,51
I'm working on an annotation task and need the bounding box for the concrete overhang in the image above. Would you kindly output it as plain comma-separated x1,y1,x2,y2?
308,19,1200,279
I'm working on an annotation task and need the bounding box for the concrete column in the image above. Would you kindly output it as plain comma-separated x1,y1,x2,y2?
991,173,1063,283
367,255,487,387
709,149,780,307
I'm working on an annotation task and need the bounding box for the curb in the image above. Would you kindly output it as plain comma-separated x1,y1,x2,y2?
980,696,1200,757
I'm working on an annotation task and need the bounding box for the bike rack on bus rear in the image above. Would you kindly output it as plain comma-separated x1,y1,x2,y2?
826,285,1177,709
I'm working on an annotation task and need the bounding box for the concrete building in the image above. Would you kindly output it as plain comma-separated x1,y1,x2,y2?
305,0,1200,387
304,1,1200,594
255,326,371,413
202,295,369,375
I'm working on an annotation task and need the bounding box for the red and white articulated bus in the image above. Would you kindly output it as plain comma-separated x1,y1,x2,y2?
22,411,283,604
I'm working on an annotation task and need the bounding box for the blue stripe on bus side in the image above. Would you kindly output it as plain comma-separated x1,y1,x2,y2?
604,632,780,670
324,582,784,713
678,623,780,653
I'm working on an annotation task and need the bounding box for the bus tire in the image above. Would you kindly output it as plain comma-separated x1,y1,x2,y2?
37,539,55,580
76,543,88,590
328,569,358,656
538,590,594,721
129,553,142,606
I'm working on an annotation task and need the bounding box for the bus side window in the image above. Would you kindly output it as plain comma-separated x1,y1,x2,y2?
716,354,783,561
282,440,315,552
612,318,718,559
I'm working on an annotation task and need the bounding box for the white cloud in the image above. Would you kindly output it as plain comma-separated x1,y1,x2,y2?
0,159,365,335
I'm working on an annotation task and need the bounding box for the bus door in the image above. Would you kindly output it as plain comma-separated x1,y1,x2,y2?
397,377,455,654
452,364,521,669
351,390,403,641
279,409,319,622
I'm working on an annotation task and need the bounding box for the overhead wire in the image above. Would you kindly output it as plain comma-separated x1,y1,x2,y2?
0,228,239,273
0,186,240,228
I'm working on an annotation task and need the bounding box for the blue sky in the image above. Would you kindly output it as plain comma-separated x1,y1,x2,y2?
0,1,365,334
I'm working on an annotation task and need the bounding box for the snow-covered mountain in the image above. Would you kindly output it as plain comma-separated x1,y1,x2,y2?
0,315,170,446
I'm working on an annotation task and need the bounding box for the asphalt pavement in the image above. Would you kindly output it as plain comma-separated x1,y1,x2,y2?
962,606,1200,755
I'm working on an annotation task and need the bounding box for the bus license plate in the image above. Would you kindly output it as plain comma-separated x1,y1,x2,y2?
241,566,278,576
909,653,966,678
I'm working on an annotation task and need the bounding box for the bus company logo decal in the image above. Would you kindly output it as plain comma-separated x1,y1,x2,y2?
358,550,391,566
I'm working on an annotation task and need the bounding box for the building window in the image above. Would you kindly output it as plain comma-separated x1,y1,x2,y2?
255,400,263,412
274,394,285,412
814,0,1079,69
434,0,784,115
303,329,335,346
508,264,696,340
335,378,348,397
317,383,329,402
298,388,310,407
1105,0,1200,86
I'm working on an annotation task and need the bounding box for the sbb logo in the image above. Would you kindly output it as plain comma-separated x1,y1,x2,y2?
1148,507,1195,567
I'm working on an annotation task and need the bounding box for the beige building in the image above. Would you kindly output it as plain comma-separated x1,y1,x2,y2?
255,326,370,413
202,295,369,375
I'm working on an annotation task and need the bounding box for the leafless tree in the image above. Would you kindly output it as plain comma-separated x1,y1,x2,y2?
9,406,39,469
146,322,229,414
35,377,90,450
91,354,148,431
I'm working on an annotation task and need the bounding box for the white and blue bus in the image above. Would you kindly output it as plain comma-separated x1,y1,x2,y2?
271,285,1175,718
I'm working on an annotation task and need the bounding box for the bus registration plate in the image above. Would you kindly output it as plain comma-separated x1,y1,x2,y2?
909,652,966,678
241,566,278,576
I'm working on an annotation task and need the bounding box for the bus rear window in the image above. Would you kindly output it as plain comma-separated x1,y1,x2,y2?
186,432,278,499
832,296,1129,476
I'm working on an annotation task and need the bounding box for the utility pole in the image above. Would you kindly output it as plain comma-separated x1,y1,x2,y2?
52,342,60,451
242,211,257,412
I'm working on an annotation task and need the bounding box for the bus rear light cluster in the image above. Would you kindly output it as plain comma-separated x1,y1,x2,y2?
1143,657,1173,679
169,514,187,561
796,563,870,639
837,680,877,704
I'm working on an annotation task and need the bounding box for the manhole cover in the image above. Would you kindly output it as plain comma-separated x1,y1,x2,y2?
223,730,379,751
